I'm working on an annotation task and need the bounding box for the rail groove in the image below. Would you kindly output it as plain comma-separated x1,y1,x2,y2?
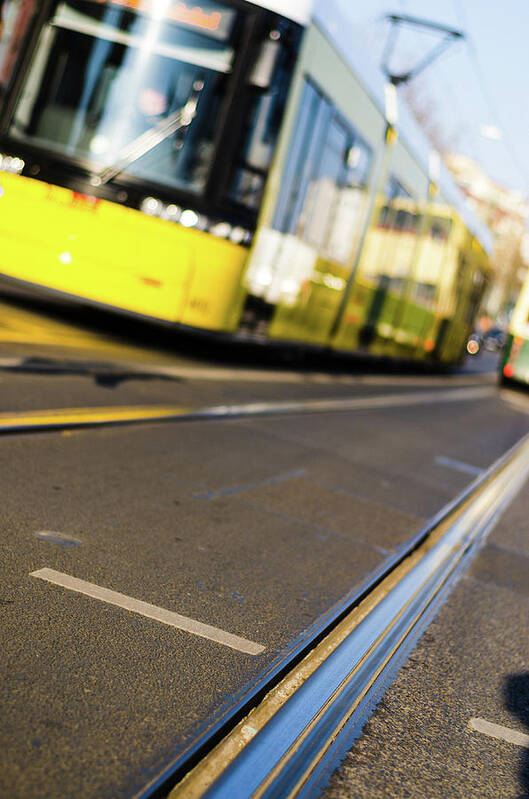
133,429,529,799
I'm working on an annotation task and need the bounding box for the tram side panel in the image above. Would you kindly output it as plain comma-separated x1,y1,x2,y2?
0,171,248,329
241,22,384,348
240,19,489,364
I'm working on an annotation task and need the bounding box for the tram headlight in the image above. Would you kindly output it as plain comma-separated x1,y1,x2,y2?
140,196,162,216
210,222,232,239
0,154,25,174
230,227,246,244
137,197,252,246
180,209,199,228
163,204,181,221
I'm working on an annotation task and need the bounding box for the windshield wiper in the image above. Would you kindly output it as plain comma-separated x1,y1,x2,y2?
90,80,204,188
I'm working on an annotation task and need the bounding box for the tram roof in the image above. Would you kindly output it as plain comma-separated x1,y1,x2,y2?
311,0,494,254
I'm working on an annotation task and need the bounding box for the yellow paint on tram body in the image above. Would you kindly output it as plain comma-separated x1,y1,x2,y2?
0,173,249,331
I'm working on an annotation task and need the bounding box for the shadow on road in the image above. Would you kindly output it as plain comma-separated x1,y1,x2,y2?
505,673,529,798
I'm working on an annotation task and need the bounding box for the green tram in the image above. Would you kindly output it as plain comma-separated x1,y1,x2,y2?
501,276,529,384
0,0,492,364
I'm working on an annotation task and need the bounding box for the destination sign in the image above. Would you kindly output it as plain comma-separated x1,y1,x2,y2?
86,0,236,40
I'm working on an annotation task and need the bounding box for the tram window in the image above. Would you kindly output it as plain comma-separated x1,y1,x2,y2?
395,209,408,230
430,216,452,241
9,0,241,193
271,77,372,264
285,115,349,253
272,79,330,234
377,206,419,232
0,0,38,91
394,210,420,232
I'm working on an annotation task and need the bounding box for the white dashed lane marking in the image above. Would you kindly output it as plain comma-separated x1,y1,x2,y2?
469,717,529,748
30,568,265,656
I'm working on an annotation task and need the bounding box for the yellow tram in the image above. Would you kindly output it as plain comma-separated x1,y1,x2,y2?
0,0,491,363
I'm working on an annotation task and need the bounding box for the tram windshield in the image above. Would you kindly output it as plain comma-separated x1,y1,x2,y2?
9,0,241,193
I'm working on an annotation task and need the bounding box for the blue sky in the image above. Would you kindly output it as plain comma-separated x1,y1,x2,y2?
333,0,529,197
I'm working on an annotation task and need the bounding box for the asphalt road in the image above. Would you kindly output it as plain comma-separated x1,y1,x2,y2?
324,476,529,799
0,292,527,798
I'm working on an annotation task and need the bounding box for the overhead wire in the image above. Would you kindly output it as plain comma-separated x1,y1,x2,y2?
451,0,529,195
428,42,472,152
369,2,527,194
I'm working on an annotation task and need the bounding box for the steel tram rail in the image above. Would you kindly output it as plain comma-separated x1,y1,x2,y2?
0,386,494,434
111,428,529,799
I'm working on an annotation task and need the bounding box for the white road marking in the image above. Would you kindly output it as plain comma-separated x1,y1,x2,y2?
435,455,484,476
469,717,529,748
30,568,264,656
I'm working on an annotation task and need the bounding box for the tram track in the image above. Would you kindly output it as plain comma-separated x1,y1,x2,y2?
0,385,495,435
128,429,529,799
0,344,521,798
